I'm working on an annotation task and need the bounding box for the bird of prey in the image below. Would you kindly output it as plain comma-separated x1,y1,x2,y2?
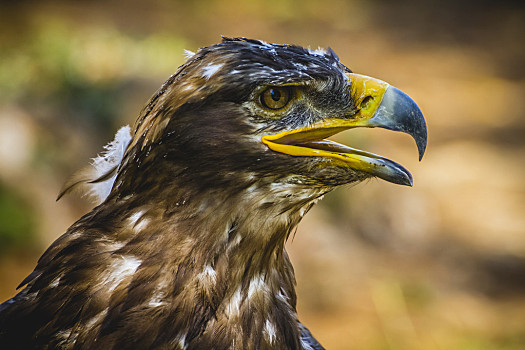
0,38,426,350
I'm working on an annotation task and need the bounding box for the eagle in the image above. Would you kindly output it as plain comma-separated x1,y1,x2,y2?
0,38,426,350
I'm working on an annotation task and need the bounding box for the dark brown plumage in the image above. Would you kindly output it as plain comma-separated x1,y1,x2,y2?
0,38,426,350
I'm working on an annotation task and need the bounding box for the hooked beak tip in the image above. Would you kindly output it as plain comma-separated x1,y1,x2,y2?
369,86,427,161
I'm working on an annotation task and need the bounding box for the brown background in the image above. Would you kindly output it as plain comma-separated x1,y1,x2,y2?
0,1,524,349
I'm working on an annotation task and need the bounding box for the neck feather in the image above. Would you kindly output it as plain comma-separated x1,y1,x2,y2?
98,178,324,349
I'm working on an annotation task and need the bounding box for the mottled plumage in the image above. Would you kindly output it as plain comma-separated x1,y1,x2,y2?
0,38,426,349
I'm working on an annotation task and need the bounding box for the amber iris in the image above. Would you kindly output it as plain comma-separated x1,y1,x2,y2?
260,87,292,110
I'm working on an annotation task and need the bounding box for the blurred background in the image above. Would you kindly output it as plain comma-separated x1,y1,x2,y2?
0,0,524,349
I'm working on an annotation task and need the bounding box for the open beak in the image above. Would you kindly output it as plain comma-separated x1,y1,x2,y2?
261,73,427,186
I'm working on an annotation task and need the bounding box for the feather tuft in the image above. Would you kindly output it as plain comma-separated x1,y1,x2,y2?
184,49,196,59
57,125,132,204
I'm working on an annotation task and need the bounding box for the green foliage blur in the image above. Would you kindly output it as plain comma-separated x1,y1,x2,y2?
0,183,35,252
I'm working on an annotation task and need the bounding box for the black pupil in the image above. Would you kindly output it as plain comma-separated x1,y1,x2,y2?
270,89,281,101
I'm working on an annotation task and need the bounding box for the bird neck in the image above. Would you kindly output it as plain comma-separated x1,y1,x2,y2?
106,178,325,348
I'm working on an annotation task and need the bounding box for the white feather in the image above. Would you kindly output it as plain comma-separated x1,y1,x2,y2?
184,49,196,59
103,255,141,292
307,47,327,56
201,63,223,80
86,125,132,203
264,319,277,344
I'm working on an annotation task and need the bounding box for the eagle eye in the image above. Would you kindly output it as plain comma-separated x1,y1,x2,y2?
259,87,292,110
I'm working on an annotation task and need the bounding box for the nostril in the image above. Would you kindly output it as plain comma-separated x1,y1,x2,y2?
361,95,374,109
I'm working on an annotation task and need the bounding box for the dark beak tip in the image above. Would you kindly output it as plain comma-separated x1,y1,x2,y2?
397,162,414,187
372,86,428,162
401,172,414,187
388,173,413,187
375,160,413,187
417,128,427,161
413,109,428,162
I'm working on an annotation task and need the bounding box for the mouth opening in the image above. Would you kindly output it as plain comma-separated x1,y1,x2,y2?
261,126,414,186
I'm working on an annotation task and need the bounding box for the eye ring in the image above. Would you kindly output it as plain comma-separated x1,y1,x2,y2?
259,86,293,110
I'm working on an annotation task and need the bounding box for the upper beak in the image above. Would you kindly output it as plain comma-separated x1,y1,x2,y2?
261,73,428,186
348,74,427,161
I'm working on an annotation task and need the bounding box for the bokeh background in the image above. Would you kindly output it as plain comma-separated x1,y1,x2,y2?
0,0,524,349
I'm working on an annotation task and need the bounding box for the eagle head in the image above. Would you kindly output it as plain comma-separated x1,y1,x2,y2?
105,37,426,209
